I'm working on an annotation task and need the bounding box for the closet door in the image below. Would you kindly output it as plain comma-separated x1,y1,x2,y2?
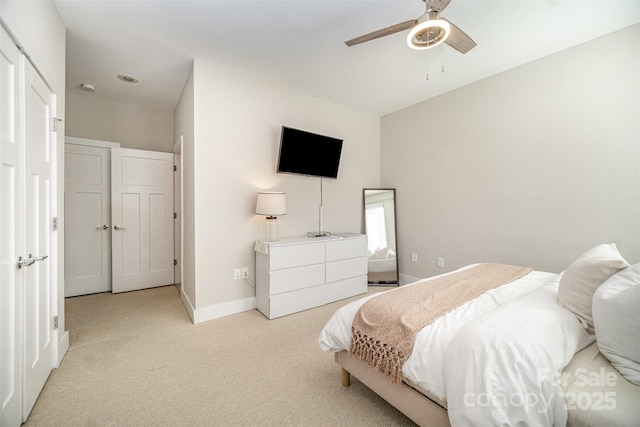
23,59,56,419
111,148,174,293
64,144,111,296
1,24,57,426
0,23,24,427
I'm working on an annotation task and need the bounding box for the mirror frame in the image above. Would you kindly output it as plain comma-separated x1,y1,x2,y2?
363,188,399,286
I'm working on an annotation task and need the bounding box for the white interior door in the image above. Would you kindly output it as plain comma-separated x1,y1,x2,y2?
64,144,111,296
173,152,181,285
111,148,174,293
23,59,56,419
0,24,24,427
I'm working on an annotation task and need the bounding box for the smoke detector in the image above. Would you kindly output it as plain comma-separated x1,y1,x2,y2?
80,83,96,92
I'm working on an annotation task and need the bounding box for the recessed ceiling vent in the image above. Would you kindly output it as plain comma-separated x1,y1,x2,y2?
117,73,139,84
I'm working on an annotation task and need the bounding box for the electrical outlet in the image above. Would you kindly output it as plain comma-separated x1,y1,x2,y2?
234,268,241,280
437,257,445,268
242,267,249,279
411,253,418,263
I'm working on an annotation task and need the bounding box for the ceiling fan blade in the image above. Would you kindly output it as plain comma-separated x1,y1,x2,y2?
426,0,452,13
345,20,417,47
443,18,477,54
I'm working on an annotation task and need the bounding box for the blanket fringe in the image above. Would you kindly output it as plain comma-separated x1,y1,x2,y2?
350,327,405,384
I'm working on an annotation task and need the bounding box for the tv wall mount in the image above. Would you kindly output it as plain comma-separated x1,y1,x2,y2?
307,178,331,238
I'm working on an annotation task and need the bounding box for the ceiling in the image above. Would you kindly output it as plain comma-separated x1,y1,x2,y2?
53,0,640,117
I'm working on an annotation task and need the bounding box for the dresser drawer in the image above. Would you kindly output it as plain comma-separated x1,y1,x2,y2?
326,237,367,262
325,275,367,304
270,264,325,295
269,285,326,319
326,256,367,283
268,243,325,270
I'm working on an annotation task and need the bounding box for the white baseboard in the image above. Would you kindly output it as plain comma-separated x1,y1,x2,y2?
179,290,256,324
180,289,196,323
399,273,420,285
57,331,69,366
192,297,257,324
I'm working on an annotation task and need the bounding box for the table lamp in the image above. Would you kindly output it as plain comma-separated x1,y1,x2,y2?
256,192,286,241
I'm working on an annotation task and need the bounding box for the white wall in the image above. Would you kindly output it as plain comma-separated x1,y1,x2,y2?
0,0,67,359
0,0,65,90
382,24,640,280
66,90,174,152
190,60,380,319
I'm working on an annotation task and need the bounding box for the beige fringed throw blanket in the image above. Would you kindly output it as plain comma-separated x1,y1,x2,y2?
350,263,532,384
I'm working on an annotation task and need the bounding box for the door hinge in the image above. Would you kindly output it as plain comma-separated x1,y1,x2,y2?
174,259,178,266
52,117,62,132
53,315,58,330
173,165,177,172
52,216,58,231
173,212,177,219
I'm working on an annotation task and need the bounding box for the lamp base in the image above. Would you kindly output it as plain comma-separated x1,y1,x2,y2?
307,231,331,238
265,217,279,242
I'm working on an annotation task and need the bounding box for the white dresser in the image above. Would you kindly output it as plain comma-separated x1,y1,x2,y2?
255,234,368,319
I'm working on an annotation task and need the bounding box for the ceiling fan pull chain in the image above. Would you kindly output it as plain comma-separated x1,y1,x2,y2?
442,45,445,74
425,53,430,81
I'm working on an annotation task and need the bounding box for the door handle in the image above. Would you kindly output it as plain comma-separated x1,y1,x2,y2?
17,254,48,269
96,224,110,230
17,256,35,269
113,225,127,230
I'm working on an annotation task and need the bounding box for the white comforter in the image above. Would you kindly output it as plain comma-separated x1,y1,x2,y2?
318,265,595,426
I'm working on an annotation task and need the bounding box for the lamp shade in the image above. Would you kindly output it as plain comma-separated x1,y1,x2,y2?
256,192,286,217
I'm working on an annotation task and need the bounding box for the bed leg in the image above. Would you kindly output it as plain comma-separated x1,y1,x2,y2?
342,368,351,387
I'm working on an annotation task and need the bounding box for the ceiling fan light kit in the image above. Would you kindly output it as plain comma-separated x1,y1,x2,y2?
407,18,450,50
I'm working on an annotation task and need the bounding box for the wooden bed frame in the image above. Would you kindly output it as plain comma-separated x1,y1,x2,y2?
336,344,640,427
335,350,450,427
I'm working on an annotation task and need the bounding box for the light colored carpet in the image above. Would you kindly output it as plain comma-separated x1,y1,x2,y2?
24,285,417,426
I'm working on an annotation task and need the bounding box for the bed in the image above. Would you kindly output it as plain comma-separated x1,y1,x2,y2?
319,244,640,426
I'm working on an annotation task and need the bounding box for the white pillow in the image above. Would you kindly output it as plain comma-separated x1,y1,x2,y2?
558,243,629,334
374,247,392,259
592,264,640,385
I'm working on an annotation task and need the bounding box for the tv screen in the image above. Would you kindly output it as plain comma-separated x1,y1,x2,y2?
276,126,343,179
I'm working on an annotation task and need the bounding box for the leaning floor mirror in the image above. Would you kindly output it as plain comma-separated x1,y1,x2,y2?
363,188,398,286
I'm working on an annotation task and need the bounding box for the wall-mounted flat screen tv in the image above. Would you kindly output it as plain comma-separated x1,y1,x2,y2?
276,126,343,179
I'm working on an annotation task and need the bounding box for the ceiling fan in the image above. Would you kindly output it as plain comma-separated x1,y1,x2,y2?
344,0,476,54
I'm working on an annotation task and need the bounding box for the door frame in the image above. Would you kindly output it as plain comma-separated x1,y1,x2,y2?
172,135,183,290
65,136,120,150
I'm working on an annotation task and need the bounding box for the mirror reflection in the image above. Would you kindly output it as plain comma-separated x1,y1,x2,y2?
363,188,398,286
